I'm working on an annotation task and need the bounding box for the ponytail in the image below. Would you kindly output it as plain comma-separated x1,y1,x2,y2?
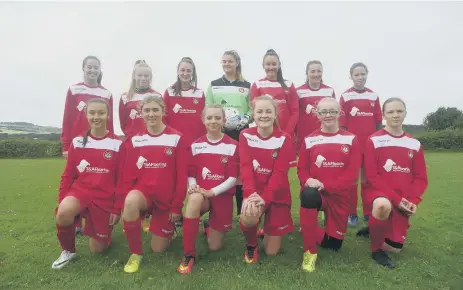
263,49,287,91
97,72,102,85
82,128,91,148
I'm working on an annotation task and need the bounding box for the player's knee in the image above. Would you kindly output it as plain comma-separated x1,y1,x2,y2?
300,187,322,210
89,239,107,253
240,215,259,227
124,191,141,212
186,193,204,210
372,197,391,220
208,240,223,252
264,245,280,256
56,209,74,226
151,243,168,253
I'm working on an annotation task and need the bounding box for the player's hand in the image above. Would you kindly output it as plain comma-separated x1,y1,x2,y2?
169,212,181,223
199,188,215,198
188,184,199,194
242,198,261,217
398,198,413,215
62,151,68,160
109,214,120,226
403,202,417,216
305,178,324,190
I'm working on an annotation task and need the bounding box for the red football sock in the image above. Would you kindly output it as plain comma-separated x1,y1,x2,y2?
183,217,200,256
369,215,388,252
123,218,142,255
360,183,371,216
75,216,83,228
300,207,318,253
240,220,258,247
315,226,325,245
56,223,76,252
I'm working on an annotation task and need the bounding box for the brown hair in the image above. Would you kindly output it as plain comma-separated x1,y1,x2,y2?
138,94,166,116
83,98,110,147
306,60,324,85
263,49,287,91
202,104,226,120
350,62,369,76
382,97,406,114
126,60,152,101
82,55,102,85
251,94,280,128
172,57,198,96
223,50,244,81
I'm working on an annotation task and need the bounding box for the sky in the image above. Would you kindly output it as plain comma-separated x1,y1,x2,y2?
1,1,462,135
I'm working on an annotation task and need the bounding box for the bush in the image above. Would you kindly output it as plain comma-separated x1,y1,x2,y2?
417,129,463,150
0,139,61,158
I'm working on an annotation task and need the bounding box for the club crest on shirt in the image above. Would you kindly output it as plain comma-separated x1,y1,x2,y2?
193,98,199,104
165,147,173,156
272,149,279,159
103,150,113,160
341,145,349,154
221,156,228,164
408,150,414,159
239,87,245,93
370,101,375,107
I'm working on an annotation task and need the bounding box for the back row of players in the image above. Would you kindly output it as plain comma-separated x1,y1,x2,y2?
54,50,428,273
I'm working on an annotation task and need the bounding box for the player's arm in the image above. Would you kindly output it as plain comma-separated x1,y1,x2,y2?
374,96,383,130
323,137,362,193
239,132,257,198
107,94,115,133
250,82,260,102
114,139,138,212
58,142,78,202
119,96,128,136
364,138,402,206
61,88,74,152
339,95,347,130
171,137,189,214
261,135,292,203
209,144,238,196
162,89,170,125
205,82,215,105
283,83,300,134
297,138,312,187
408,145,428,205
110,143,123,214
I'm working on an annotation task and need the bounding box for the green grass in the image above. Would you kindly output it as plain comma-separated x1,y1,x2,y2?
1,154,462,289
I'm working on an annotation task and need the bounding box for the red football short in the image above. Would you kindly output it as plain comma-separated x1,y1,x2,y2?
204,194,234,232
140,191,175,239
320,193,350,240
261,202,294,236
66,190,113,244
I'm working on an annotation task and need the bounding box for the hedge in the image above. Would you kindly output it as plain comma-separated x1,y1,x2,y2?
0,130,462,158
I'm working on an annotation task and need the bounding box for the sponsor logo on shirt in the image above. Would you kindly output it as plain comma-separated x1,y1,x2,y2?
202,167,224,181
129,109,141,119
350,106,373,117
76,101,87,112
172,103,196,114
77,159,109,173
136,156,167,169
252,159,272,174
383,159,410,173
306,104,314,114
314,154,345,168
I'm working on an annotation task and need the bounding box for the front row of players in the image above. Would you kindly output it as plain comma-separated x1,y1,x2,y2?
52,94,428,274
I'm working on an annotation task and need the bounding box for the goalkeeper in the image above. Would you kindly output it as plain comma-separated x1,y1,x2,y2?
205,49,251,215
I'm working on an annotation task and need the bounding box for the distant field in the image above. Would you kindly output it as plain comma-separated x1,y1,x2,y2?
1,154,462,289
0,129,31,134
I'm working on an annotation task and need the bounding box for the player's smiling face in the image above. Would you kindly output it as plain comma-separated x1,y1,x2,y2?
254,100,276,129
351,66,368,89
135,66,152,89
317,98,340,128
141,101,163,127
83,58,101,83
222,54,237,75
383,101,406,128
263,55,280,81
86,102,108,130
203,107,225,133
178,62,193,85
307,63,323,86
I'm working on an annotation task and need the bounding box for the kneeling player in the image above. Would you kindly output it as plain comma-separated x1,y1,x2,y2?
117,95,188,273
177,105,239,274
297,97,361,272
52,99,122,269
363,97,428,269
239,95,296,263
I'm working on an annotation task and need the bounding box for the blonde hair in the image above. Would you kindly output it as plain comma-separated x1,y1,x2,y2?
223,50,245,81
202,104,226,119
126,60,152,101
138,94,165,115
251,94,280,128
316,97,340,112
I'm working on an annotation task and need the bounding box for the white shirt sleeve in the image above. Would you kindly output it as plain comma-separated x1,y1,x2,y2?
211,177,237,196
188,177,197,186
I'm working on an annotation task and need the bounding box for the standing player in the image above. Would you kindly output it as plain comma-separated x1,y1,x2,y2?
177,105,239,275
52,99,122,269
61,55,114,234
117,95,188,274
163,57,206,147
239,95,296,264
297,97,361,273
250,49,299,139
119,60,162,138
205,50,251,216
363,97,428,269
339,62,382,227
296,60,335,148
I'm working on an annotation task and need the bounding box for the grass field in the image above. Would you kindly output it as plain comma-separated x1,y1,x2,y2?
1,153,462,289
